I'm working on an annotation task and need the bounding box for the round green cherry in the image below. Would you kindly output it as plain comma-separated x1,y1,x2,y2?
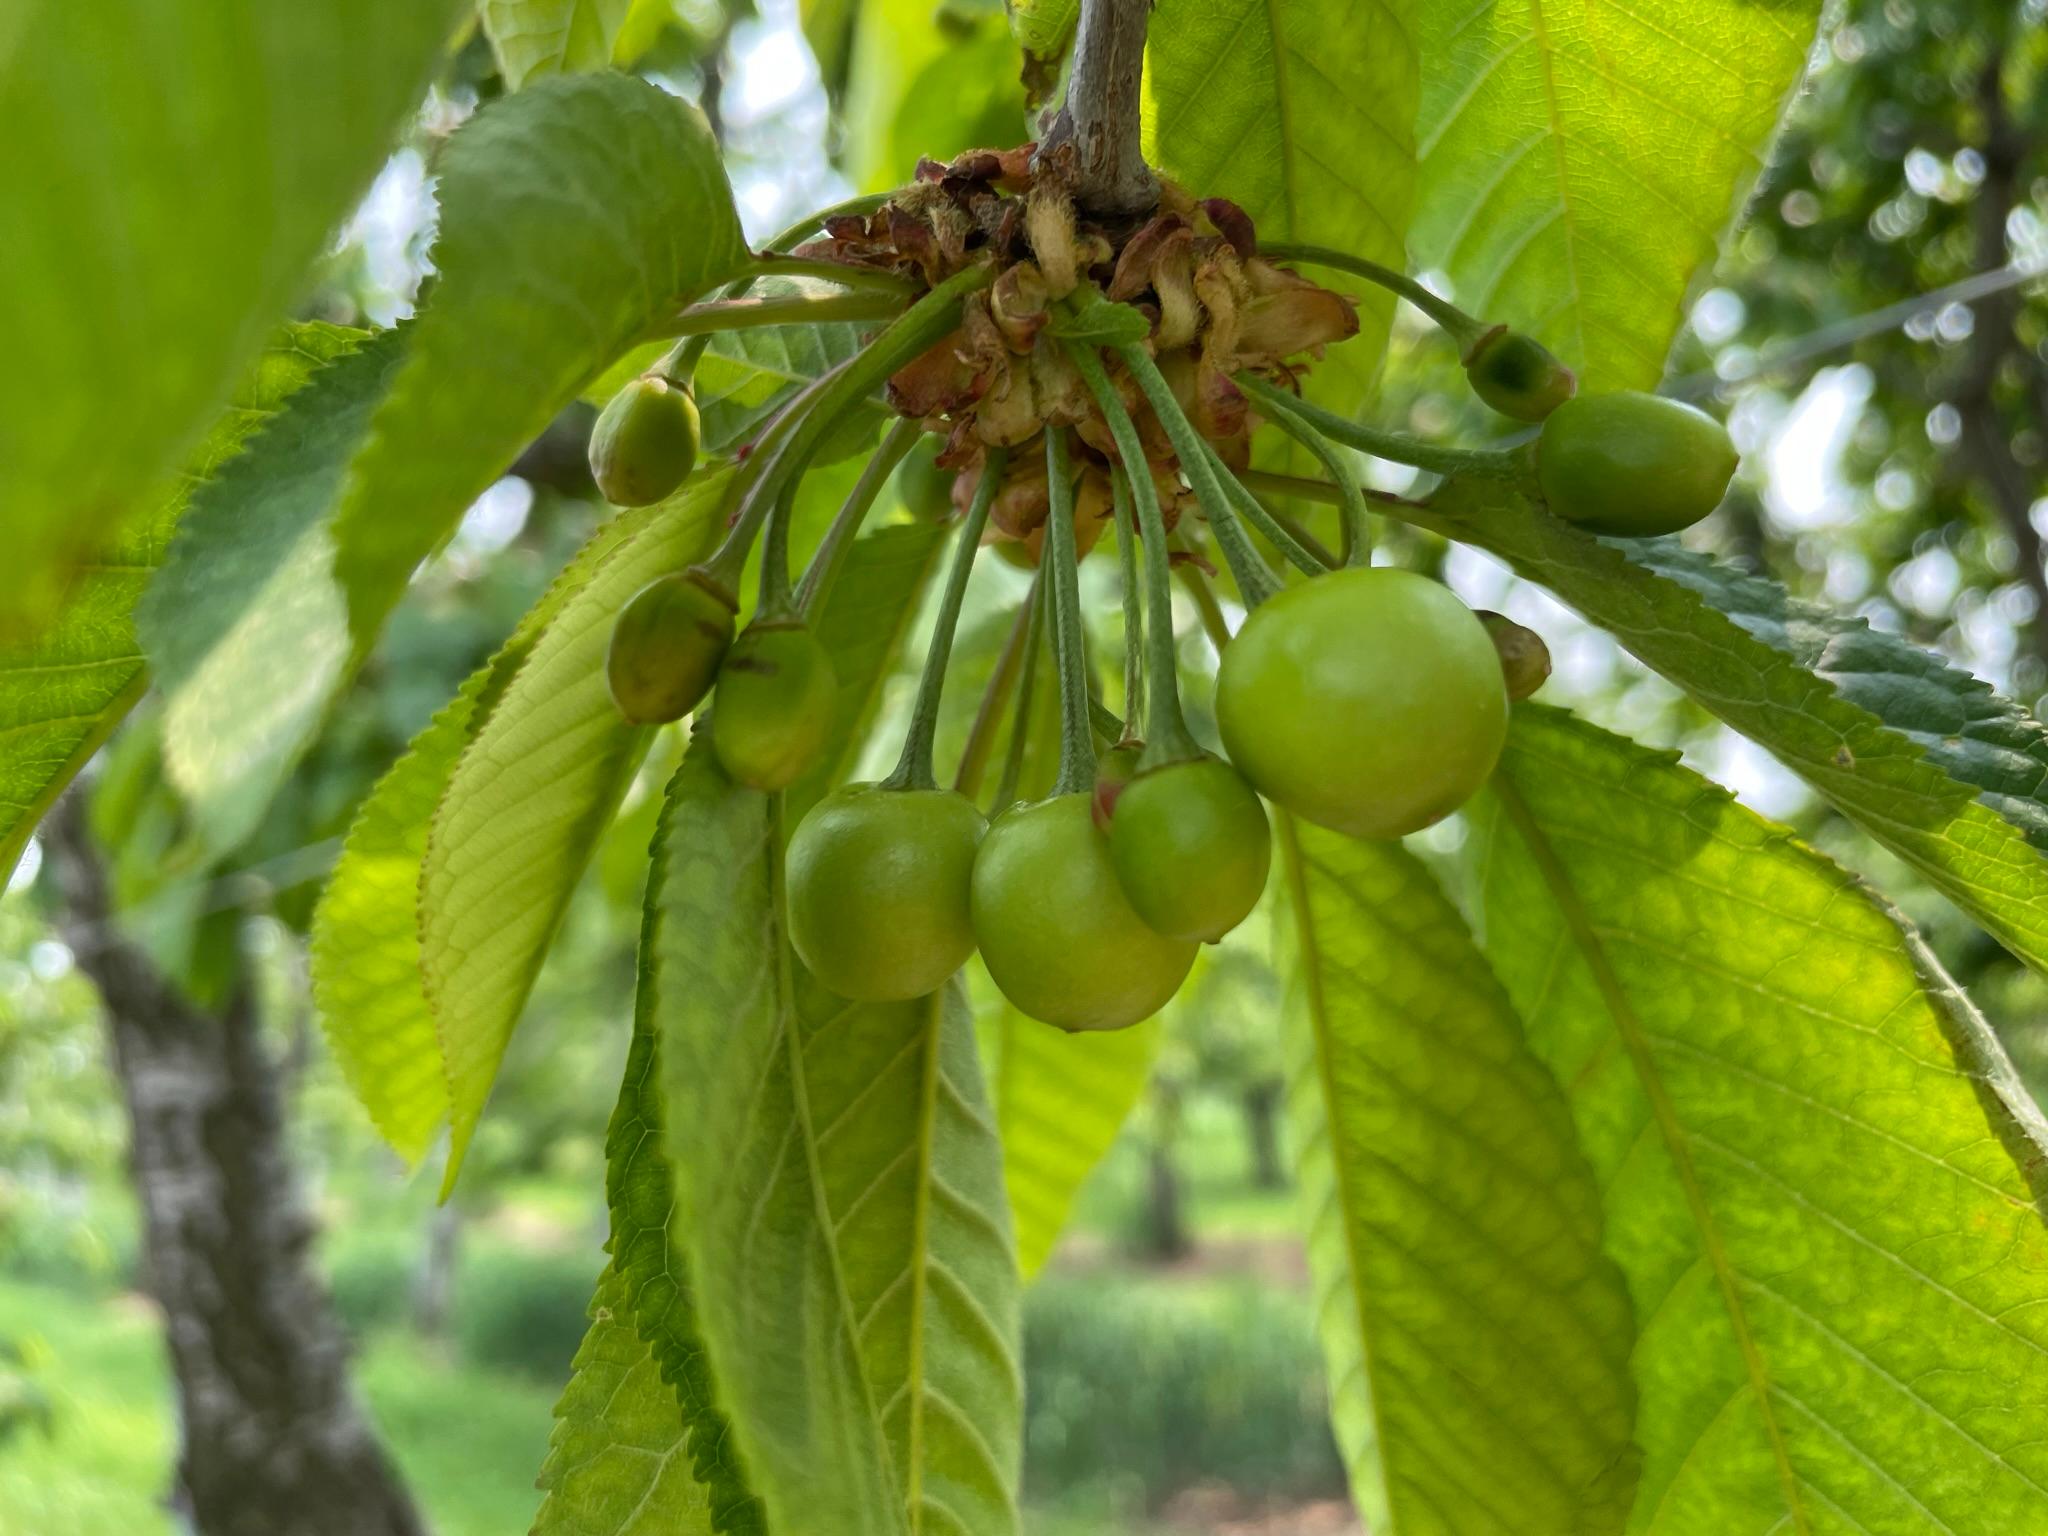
971,792,1197,1031
606,571,736,725
588,375,701,508
896,437,956,522
1107,756,1271,942
1215,566,1507,840
1462,326,1577,422
711,620,837,791
1536,390,1738,537
786,784,987,1001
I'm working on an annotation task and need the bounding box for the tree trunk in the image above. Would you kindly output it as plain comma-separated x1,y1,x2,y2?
44,800,425,1536
1139,1078,1190,1261
413,1201,462,1341
1240,1080,1286,1191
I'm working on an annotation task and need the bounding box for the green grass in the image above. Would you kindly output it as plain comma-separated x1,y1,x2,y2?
0,1276,555,1536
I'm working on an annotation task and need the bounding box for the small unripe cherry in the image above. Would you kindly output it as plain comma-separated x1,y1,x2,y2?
589,375,701,507
1091,741,1145,831
1476,611,1552,702
606,571,735,724
787,784,986,1001
1462,326,1577,422
971,793,1196,1031
1107,756,1271,942
711,620,838,791
1537,391,1738,537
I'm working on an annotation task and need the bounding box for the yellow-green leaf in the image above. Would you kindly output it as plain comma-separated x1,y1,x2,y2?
1473,706,2048,1531
1410,0,1821,385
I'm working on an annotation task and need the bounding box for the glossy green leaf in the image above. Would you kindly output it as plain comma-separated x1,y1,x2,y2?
0,324,358,885
990,1004,1158,1278
1472,706,2048,1533
1631,538,2048,850
533,1262,715,1536
480,0,632,88
332,73,745,646
1410,0,1820,386
1280,821,1638,1533
801,0,862,100
841,0,1025,190
605,829,766,1531
1003,0,1074,78
1144,0,1418,408
0,0,460,621
309,501,649,1162
786,520,950,824
140,329,410,857
652,741,1022,1536
1428,482,2048,976
423,468,732,1186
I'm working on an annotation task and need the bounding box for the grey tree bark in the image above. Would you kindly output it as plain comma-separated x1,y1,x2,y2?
1033,0,1158,216
44,799,425,1536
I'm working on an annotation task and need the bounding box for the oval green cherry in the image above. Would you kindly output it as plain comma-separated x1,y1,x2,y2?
1462,326,1577,422
712,620,837,791
606,571,735,724
787,785,987,1001
1215,567,1507,840
1108,756,1271,942
1537,390,1737,537
589,375,701,507
972,793,1196,1032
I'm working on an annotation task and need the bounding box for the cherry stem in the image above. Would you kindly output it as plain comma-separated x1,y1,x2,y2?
1200,441,1330,576
883,446,1007,793
1044,430,1098,798
1065,339,1202,765
954,582,1038,802
694,265,993,594
659,191,897,384
746,253,916,294
1237,467,1424,513
1232,375,1374,564
758,483,798,617
992,575,1048,809
656,289,908,339
1174,550,1236,654
795,417,920,618
693,360,852,596
1234,373,1523,481
1256,242,1492,353
1111,475,1145,745
1116,344,1284,608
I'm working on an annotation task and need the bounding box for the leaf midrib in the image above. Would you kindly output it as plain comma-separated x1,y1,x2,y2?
771,790,913,1536
1491,774,1810,1535
1280,813,1396,1517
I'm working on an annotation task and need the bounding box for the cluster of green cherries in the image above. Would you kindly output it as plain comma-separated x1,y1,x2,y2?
586,262,1738,1033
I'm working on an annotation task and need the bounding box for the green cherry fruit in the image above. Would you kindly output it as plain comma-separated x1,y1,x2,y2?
711,620,838,791
589,375,701,507
1476,610,1552,702
896,438,956,522
1215,567,1507,840
606,571,736,724
787,784,987,1001
1461,326,1577,422
1091,740,1145,831
1108,756,1271,942
1537,390,1738,537
972,793,1197,1032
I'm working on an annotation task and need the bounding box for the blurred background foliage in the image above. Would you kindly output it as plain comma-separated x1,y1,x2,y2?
3,0,2046,1532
